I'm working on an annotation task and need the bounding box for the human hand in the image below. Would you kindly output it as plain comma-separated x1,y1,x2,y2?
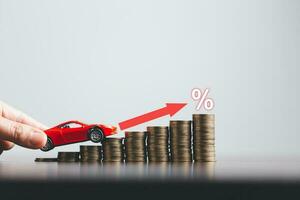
0,101,47,155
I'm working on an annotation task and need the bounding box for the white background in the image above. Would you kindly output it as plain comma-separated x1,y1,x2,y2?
0,0,299,161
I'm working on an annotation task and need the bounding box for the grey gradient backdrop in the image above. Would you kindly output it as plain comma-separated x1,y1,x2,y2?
0,0,299,161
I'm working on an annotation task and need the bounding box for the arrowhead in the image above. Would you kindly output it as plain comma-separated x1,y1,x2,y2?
166,103,187,117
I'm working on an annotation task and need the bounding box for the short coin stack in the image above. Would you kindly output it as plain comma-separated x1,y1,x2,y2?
102,138,124,162
57,152,80,162
124,131,147,162
192,114,215,162
147,126,169,162
80,145,102,162
35,158,57,162
169,121,192,162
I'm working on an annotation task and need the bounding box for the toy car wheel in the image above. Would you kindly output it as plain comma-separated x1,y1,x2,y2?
40,137,54,152
88,127,104,143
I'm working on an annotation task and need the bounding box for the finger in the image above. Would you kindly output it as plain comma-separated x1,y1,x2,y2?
0,117,47,149
0,144,3,155
0,140,14,150
0,101,48,130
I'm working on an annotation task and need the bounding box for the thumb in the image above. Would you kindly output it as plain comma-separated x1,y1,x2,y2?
0,117,47,149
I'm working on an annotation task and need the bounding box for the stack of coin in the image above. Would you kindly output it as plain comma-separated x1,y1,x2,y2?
192,114,215,162
80,145,102,162
35,158,57,162
124,131,147,162
147,126,169,162
169,121,192,162
57,152,80,162
102,138,124,162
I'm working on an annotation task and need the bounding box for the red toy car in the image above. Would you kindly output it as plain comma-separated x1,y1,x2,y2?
41,121,117,151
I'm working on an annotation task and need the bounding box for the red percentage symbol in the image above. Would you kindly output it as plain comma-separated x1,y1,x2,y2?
191,88,214,111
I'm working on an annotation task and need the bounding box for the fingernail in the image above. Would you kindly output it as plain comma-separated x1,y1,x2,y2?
30,131,47,148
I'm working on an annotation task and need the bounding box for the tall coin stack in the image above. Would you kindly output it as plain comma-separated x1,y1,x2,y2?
147,126,169,162
192,114,216,162
169,121,192,162
57,152,80,162
80,145,102,162
102,138,124,162
124,131,147,162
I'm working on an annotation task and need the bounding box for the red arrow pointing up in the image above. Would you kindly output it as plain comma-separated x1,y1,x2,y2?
118,103,187,130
